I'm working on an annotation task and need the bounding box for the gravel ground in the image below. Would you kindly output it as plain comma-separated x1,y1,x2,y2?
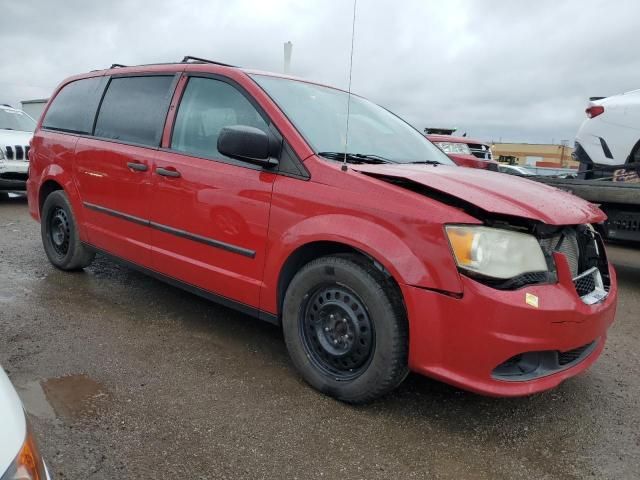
1,193,639,479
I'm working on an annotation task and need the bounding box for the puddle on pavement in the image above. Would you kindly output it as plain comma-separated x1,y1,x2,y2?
39,374,108,420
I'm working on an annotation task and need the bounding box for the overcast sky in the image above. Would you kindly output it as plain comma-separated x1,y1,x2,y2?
2,0,638,143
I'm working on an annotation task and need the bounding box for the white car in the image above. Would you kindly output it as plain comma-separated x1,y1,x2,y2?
0,368,51,479
498,165,535,176
0,105,36,192
574,90,640,178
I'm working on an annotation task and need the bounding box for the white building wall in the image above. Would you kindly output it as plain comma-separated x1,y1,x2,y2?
20,100,48,122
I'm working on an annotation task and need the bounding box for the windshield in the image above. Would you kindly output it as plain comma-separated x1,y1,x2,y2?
0,108,36,132
251,75,454,165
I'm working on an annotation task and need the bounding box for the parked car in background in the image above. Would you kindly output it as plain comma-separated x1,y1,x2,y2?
498,165,535,176
425,128,499,171
28,57,617,403
0,105,36,192
574,90,640,179
525,94,640,242
0,367,51,479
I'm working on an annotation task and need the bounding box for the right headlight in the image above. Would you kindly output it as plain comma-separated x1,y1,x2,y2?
434,142,471,155
445,225,548,279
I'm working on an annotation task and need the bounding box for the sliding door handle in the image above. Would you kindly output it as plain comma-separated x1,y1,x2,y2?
127,162,148,172
156,167,181,178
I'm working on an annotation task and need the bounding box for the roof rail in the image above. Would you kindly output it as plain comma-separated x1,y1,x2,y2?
181,55,236,67
110,63,128,69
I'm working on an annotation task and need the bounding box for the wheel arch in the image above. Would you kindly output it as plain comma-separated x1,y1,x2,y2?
275,240,404,320
36,166,87,240
38,179,64,214
628,137,640,164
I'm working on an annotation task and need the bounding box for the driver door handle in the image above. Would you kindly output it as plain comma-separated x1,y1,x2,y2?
156,167,181,178
127,162,148,172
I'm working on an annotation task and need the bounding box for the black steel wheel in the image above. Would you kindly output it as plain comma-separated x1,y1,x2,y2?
41,190,95,271
300,285,375,380
282,255,408,404
48,207,71,258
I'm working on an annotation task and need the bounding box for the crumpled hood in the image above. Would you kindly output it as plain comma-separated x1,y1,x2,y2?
352,163,605,225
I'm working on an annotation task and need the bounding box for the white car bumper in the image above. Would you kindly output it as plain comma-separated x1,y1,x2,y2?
0,160,28,191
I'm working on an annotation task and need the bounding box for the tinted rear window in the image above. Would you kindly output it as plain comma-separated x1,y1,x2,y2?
94,76,174,147
42,77,106,134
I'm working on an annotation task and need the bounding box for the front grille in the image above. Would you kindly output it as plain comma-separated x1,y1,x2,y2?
2,145,29,161
539,229,580,277
468,143,493,160
573,267,608,304
538,226,609,304
574,270,596,296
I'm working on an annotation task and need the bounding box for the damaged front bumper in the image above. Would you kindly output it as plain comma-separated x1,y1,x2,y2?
401,255,617,397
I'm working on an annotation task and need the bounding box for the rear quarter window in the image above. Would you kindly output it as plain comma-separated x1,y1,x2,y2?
42,77,107,134
94,76,175,147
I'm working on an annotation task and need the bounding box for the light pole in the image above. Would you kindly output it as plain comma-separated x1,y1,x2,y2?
284,41,292,74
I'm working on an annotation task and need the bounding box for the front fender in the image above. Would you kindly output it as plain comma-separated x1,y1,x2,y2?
261,213,463,314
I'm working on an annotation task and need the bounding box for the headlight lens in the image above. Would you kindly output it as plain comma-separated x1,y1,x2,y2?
0,148,5,161
0,422,47,480
445,225,548,279
435,142,471,155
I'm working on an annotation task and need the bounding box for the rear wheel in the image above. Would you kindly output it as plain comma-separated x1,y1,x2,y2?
41,190,95,270
282,255,408,404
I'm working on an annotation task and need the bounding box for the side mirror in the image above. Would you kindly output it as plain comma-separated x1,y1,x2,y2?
217,125,278,167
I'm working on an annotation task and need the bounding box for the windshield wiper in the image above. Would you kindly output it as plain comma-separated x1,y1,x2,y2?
407,160,441,165
318,152,397,164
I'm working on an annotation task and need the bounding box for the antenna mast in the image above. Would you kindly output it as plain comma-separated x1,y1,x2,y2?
342,0,357,172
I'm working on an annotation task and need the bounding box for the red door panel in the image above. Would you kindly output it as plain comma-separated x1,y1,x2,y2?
73,138,155,264
149,151,275,308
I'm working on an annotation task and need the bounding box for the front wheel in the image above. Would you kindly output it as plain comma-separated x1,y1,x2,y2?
282,255,408,404
41,190,95,271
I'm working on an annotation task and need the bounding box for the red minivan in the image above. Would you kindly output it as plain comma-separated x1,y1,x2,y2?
27,57,617,403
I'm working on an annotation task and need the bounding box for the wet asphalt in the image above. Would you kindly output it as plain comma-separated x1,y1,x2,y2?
0,193,639,479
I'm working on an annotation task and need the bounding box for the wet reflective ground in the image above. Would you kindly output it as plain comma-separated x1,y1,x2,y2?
1,193,639,479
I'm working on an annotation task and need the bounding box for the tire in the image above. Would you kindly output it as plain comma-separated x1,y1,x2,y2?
282,255,409,404
632,140,640,163
41,190,95,271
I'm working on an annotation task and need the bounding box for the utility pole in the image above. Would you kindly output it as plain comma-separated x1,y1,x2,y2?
560,139,569,167
284,41,292,74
